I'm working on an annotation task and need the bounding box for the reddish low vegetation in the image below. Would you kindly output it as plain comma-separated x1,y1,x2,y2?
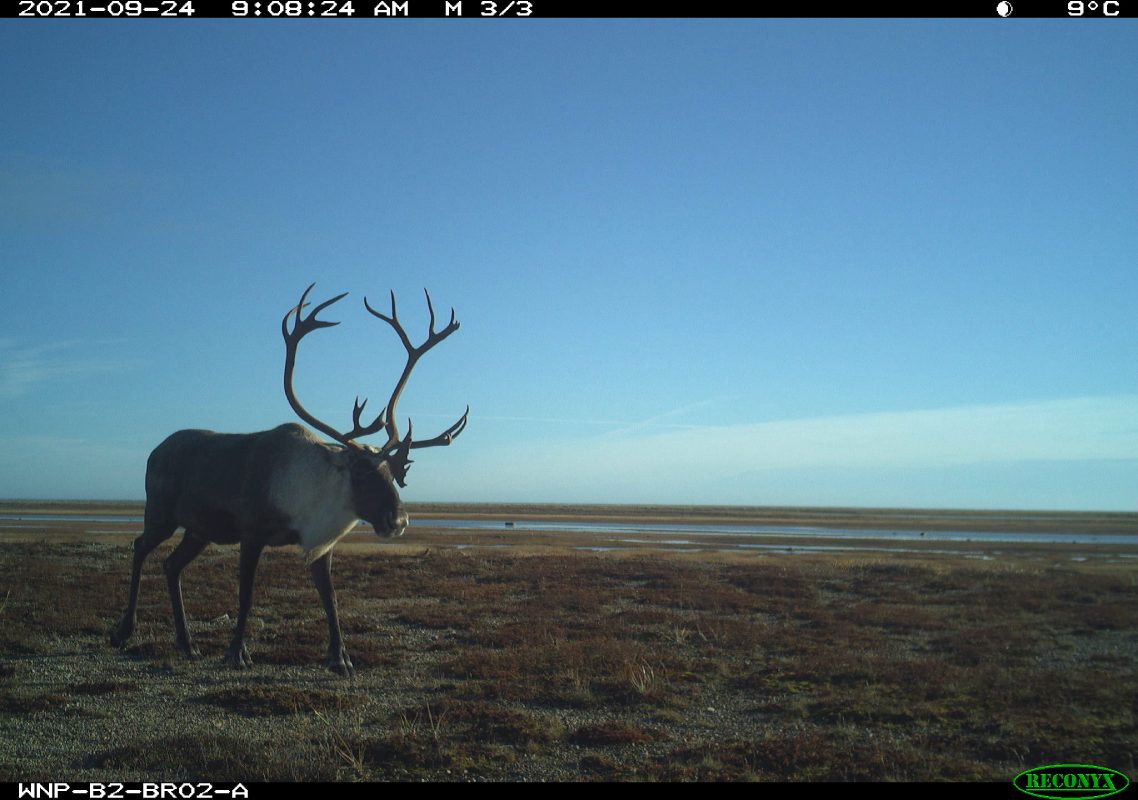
0,524,1135,781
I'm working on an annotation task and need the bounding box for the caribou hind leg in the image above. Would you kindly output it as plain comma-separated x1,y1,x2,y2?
225,539,264,669
309,551,354,677
110,513,177,648
163,531,209,658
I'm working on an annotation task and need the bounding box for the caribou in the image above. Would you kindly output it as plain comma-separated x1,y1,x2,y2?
109,284,467,676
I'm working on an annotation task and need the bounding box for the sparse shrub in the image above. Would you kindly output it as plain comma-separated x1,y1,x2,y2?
195,684,361,717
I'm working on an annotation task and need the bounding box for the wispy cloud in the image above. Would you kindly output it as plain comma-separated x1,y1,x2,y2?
472,413,702,431
650,396,1138,470
431,395,1138,501
602,396,740,437
471,396,740,434
0,339,130,399
472,414,633,427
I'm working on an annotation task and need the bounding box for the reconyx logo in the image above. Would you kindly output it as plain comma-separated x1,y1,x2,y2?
1014,764,1130,800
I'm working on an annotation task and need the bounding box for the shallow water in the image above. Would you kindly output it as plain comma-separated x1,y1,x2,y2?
3,513,1136,559
410,517,1138,546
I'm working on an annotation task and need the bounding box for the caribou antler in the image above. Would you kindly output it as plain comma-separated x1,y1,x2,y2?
282,283,364,445
282,284,468,484
364,289,469,485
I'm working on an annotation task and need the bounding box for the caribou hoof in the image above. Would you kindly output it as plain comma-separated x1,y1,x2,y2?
176,640,201,660
225,643,254,669
324,649,354,678
109,619,133,648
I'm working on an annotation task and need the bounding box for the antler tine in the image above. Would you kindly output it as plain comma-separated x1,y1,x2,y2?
364,289,460,361
363,291,414,352
423,288,459,337
408,405,469,450
423,287,457,334
347,395,386,441
282,282,349,341
383,420,415,488
423,288,435,333
382,407,467,488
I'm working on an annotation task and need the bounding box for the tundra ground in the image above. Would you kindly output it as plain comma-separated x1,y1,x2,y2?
0,505,1135,782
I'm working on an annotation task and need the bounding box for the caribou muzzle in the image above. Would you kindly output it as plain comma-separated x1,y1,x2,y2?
372,508,409,538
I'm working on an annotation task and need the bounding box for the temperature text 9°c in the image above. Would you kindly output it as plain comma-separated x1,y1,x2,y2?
1068,0,1121,13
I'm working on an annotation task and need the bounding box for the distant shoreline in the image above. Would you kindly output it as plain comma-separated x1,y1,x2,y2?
2,499,1135,535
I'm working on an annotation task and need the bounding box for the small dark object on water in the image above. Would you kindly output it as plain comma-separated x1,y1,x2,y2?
505,521,514,528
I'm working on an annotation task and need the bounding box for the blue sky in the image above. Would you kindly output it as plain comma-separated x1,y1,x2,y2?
1,21,1135,509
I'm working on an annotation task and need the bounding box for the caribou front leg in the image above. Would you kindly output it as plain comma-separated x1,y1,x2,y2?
310,551,354,677
225,539,264,669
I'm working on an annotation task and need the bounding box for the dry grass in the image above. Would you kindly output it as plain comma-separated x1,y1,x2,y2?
0,529,1135,781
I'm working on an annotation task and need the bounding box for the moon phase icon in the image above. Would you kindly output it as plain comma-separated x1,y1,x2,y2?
997,0,1013,14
